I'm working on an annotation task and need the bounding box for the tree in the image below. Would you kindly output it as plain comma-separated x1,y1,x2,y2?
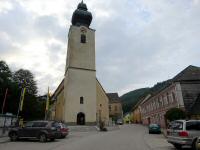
13,69,37,96
0,61,46,120
0,61,12,78
0,61,20,114
165,108,186,121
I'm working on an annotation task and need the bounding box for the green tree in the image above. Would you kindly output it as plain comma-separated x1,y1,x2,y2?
13,69,37,96
165,108,186,121
0,61,20,114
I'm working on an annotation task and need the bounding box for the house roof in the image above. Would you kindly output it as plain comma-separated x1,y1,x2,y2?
106,93,121,103
173,65,200,82
139,65,200,107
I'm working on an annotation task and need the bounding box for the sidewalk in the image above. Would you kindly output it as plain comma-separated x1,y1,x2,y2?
161,128,168,138
0,136,9,143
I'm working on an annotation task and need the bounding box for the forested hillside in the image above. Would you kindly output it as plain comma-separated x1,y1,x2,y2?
121,79,172,114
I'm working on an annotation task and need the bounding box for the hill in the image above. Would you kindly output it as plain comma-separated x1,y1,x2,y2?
120,79,172,114
120,88,150,114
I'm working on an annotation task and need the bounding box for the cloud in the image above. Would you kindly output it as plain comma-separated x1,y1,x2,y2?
0,0,200,96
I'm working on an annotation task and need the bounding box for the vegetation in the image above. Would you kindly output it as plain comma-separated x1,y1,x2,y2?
121,88,150,114
0,60,46,120
165,108,186,121
120,79,172,114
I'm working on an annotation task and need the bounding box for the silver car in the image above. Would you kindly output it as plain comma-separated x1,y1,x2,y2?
167,120,200,150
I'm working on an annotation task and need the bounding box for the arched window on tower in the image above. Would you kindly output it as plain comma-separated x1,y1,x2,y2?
81,34,86,43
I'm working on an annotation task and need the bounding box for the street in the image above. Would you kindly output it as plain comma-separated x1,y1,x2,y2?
0,124,187,150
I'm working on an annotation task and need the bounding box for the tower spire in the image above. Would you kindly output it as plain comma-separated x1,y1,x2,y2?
71,1,92,27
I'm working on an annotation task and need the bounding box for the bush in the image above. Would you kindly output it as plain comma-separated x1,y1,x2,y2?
165,108,186,121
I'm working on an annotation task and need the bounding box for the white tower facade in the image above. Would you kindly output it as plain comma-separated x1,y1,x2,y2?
64,2,97,125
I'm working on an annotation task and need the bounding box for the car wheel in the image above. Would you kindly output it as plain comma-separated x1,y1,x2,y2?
174,144,182,150
39,133,47,142
50,138,55,141
61,135,66,138
10,132,18,141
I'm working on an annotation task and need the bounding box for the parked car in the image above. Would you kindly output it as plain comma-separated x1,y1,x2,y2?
148,124,161,134
8,120,62,142
58,122,69,138
116,119,123,125
167,120,200,150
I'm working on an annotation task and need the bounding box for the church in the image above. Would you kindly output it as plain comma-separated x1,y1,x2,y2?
50,1,109,126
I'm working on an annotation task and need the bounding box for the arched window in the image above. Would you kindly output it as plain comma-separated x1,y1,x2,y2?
81,34,86,43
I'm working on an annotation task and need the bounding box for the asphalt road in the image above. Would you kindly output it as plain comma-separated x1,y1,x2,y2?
0,124,182,150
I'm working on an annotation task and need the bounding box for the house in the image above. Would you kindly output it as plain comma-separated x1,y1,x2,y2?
140,65,200,128
132,94,151,124
107,93,123,122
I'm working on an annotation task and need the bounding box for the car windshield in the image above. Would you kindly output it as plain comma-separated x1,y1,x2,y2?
169,121,183,130
150,124,159,128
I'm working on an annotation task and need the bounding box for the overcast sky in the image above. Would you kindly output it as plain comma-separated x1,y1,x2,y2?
0,0,200,96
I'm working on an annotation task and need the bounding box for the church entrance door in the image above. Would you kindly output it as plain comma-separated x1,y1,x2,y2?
77,112,85,125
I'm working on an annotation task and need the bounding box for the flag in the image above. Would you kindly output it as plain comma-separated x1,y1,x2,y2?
46,87,50,111
20,88,26,111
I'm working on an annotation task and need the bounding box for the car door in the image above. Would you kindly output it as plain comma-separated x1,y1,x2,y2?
19,121,34,137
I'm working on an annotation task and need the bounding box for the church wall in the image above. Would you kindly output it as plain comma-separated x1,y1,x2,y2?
55,89,64,121
96,81,109,126
64,68,97,125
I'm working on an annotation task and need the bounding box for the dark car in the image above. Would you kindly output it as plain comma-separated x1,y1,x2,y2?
8,120,61,142
58,122,69,138
149,124,161,134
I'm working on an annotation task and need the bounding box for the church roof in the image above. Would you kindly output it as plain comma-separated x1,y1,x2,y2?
71,1,92,27
106,93,121,103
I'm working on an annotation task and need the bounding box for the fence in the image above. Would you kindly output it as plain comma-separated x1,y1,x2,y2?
0,114,17,137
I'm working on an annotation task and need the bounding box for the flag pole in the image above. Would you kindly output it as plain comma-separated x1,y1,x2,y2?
45,87,50,120
1,88,8,114
17,88,23,119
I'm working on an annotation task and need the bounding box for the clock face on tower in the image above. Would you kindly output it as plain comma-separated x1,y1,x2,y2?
80,26,87,33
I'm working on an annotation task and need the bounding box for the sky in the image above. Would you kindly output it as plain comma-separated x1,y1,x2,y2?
0,0,200,96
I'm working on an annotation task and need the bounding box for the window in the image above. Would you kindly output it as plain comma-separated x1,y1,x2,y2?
169,121,183,130
115,105,118,111
109,105,111,111
172,92,176,102
186,121,200,130
81,34,86,43
167,93,170,104
25,121,34,127
32,122,48,127
80,97,84,104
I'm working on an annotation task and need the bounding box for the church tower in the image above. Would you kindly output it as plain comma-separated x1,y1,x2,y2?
64,1,97,125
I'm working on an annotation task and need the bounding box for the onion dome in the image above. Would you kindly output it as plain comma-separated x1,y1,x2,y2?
71,1,92,27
